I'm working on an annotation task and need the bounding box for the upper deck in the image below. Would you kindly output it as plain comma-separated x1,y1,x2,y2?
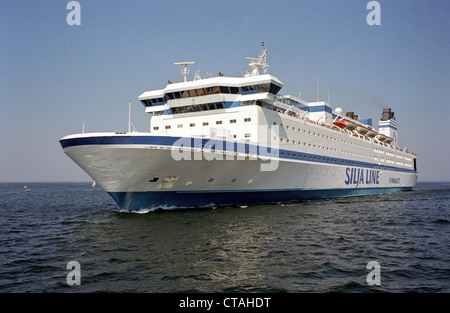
135,46,416,163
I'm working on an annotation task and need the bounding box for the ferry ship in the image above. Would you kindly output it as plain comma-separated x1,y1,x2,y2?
60,46,418,211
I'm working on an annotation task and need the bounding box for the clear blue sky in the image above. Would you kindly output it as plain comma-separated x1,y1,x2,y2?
0,0,449,182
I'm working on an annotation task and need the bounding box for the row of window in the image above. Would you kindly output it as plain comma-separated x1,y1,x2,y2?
280,122,412,166
279,151,339,164
150,102,226,115
166,83,281,100
141,98,165,107
280,138,338,153
153,117,252,131
172,102,224,114
149,99,288,116
279,134,385,163
277,150,392,169
141,83,282,107
282,121,393,156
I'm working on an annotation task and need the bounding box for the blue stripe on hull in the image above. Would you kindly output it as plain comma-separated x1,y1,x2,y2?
109,187,412,211
60,135,417,174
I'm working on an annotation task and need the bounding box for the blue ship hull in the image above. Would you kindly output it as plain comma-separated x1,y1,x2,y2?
109,187,412,211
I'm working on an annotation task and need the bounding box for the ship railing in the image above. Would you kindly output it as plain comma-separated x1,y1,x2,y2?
273,98,415,156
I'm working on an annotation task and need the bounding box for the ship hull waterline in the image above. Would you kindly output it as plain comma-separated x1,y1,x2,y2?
109,187,413,212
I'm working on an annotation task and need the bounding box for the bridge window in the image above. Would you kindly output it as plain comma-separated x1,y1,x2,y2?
269,84,281,95
240,85,259,94
257,84,269,92
204,87,212,95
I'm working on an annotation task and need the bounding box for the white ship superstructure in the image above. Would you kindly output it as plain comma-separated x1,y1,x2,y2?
60,47,418,211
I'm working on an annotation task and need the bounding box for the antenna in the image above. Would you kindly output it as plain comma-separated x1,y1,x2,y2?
193,69,202,81
128,99,137,133
128,99,131,133
316,70,319,102
245,42,269,76
174,62,195,82
327,87,330,105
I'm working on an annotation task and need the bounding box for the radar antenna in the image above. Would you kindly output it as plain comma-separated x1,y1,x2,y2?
245,42,269,76
174,61,195,82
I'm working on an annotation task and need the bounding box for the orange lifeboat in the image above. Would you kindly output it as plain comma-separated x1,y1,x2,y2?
333,119,357,131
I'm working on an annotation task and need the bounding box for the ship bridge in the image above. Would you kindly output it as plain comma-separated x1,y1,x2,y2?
138,45,284,116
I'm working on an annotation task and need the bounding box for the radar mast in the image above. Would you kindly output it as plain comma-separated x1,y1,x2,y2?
245,42,269,76
173,61,195,82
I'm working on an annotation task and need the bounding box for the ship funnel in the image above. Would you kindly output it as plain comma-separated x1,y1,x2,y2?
381,108,394,121
378,108,398,148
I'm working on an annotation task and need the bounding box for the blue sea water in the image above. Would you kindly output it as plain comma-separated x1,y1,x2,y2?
0,182,448,293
